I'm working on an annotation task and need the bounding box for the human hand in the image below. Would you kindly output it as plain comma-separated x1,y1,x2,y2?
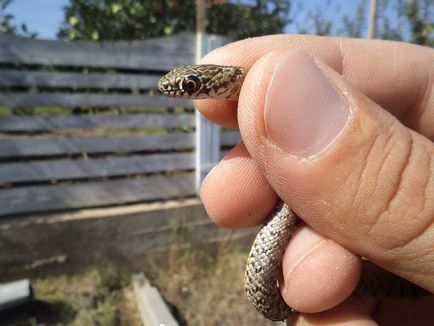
196,35,434,325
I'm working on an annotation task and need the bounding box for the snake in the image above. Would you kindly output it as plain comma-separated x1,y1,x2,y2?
158,64,429,321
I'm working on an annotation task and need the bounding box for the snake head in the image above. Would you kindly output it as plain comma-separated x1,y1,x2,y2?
157,64,247,100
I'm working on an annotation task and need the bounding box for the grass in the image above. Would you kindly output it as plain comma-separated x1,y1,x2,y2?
28,197,274,326
32,243,277,326
33,264,141,326
148,240,279,326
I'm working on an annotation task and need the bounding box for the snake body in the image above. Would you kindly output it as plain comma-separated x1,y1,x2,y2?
158,64,428,321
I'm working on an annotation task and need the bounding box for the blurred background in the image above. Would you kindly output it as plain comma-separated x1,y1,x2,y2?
0,1,432,326
1,0,433,44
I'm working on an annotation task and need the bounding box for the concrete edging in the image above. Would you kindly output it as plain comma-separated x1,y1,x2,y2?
132,273,179,326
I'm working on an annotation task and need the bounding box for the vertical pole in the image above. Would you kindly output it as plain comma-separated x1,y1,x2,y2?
195,1,222,193
368,0,377,39
196,0,205,40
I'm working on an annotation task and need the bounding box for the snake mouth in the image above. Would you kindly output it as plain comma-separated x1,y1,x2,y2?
157,78,184,98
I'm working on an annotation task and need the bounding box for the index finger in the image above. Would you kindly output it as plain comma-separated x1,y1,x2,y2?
196,35,434,139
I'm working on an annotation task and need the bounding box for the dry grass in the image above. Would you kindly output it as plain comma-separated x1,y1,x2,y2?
32,245,277,326
149,240,280,326
31,225,279,325
33,265,141,326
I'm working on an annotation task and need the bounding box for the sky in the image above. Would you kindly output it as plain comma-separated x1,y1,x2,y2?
286,0,361,34
5,0,69,39
4,0,375,40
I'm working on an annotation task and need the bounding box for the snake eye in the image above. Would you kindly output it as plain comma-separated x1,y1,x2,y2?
182,75,200,92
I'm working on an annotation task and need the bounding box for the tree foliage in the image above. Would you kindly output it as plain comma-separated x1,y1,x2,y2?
58,0,291,41
292,0,432,45
310,10,333,36
0,0,36,37
207,1,290,40
58,0,194,40
339,0,367,38
405,0,433,45
375,0,433,45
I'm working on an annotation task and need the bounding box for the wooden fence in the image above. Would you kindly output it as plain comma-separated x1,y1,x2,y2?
0,33,240,218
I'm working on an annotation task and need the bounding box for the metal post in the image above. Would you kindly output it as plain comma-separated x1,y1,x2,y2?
195,1,224,192
195,35,225,193
368,0,377,39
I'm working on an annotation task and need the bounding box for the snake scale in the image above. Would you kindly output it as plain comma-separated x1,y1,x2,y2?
158,64,429,321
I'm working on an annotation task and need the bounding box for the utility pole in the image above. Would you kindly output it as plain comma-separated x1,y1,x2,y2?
368,0,377,38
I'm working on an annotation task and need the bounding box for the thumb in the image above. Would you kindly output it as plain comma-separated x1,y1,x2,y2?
238,49,434,292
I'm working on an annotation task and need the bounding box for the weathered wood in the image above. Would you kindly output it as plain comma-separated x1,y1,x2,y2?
0,114,195,132
0,199,257,279
0,34,236,223
220,130,241,147
0,134,195,157
0,153,195,183
0,93,191,108
0,132,237,158
0,34,194,70
0,34,256,279
0,173,195,216
0,70,160,89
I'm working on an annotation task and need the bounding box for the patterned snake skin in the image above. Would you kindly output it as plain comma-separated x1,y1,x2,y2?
158,64,429,321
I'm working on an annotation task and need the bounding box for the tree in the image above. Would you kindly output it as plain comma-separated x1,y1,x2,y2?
406,0,433,45
375,0,433,45
58,0,194,40
339,0,367,38
207,1,291,40
304,0,433,45
58,0,291,41
310,9,333,36
0,0,36,37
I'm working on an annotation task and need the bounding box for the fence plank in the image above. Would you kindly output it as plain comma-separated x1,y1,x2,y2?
0,173,195,216
0,114,195,132
0,34,194,70
0,34,231,218
0,134,195,157
0,153,195,183
0,93,191,108
0,70,160,89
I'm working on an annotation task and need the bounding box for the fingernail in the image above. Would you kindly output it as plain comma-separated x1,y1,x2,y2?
265,50,349,158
